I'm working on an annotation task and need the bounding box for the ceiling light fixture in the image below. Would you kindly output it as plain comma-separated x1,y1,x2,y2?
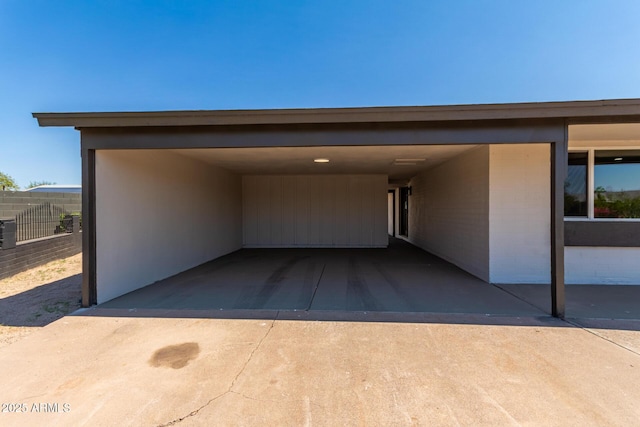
314,158,330,163
614,157,623,161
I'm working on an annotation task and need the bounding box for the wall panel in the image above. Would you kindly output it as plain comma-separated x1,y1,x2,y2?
96,150,242,304
408,146,490,281
489,144,550,284
566,247,640,284
243,175,387,247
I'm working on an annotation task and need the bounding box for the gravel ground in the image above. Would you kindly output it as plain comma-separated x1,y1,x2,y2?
0,254,82,348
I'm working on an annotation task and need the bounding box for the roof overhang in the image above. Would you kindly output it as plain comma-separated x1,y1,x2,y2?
32,98,640,129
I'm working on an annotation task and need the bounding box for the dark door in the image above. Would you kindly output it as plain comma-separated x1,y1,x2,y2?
387,190,395,236
399,187,409,236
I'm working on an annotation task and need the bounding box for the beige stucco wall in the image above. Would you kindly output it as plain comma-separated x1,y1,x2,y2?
489,144,550,284
565,247,640,284
242,175,388,247
95,150,242,303
408,146,490,281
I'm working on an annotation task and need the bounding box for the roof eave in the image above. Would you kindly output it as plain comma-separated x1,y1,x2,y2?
32,98,640,128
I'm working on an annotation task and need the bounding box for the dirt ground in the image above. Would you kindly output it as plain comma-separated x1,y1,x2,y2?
0,253,82,348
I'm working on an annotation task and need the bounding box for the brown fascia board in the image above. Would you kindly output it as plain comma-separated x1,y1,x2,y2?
32,98,640,128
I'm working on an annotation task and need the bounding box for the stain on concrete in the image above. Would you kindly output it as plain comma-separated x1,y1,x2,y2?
149,342,200,369
111,323,137,336
56,376,84,391
234,256,308,309
347,257,384,311
373,263,422,312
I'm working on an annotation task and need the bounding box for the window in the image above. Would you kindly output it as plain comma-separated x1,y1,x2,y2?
594,150,640,218
565,152,588,217
565,149,640,219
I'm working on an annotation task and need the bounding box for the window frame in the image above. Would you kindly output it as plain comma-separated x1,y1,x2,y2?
566,147,640,221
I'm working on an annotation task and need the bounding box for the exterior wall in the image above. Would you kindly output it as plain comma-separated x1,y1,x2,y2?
95,150,242,303
489,144,550,284
566,247,640,284
0,191,81,219
566,135,640,284
408,146,490,281
0,233,82,280
242,175,387,247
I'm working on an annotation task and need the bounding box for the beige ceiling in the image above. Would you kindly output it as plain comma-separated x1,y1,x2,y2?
569,123,640,142
171,145,478,181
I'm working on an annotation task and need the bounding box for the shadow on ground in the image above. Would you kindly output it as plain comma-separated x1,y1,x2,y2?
71,238,640,331
497,283,640,331
3,237,639,332
0,274,82,327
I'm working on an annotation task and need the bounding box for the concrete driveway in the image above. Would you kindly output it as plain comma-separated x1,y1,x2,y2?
2,240,640,425
0,309,639,426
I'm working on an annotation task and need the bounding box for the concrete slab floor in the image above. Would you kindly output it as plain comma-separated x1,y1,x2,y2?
100,238,546,317
0,313,639,426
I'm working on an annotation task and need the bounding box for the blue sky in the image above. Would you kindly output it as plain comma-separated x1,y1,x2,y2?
596,164,640,192
1,0,640,188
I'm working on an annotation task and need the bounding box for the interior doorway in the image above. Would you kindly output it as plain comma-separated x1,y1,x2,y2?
387,190,395,236
399,187,409,237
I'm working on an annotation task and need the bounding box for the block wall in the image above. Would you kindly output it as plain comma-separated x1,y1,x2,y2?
408,146,490,281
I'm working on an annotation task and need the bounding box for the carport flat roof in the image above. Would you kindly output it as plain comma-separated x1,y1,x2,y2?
33,98,640,128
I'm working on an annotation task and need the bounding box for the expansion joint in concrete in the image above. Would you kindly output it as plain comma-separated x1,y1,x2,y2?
229,315,277,391
563,318,640,357
157,315,278,426
491,283,550,316
306,263,326,311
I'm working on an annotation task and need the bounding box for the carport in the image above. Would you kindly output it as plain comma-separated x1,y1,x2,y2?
33,99,640,318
